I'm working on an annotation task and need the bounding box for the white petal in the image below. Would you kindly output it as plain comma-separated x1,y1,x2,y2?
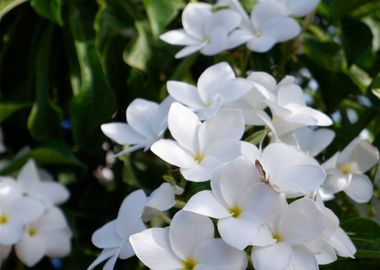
292,106,332,126
253,224,277,247
228,29,254,49
145,183,175,212
17,160,40,192
197,62,235,104
184,190,230,219
87,248,118,270
0,219,23,245
263,16,301,42
246,35,277,52
277,83,306,107
116,190,147,236
273,164,326,194
251,1,287,29
44,230,71,257
288,245,319,270
150,96,173,134
160,29,200,46
130,228,182,269
199,109,244,152
344,139,379,173
33,182,70,205
305,238,337,265
201,27,229,56
344,174,373,203
11,197,45,224
286,0,320,17
169,211,214,259
218,213,260,250
182,3,212,39
204,9,241,34
127,99,159,138
247,71,277,92
167,81,204,109
280,199,324,245
92,221,120,249
294,128,335,157
101,123,145,145
151,139,196,168
180,156,220,182
15,235,46,267
195,238,248,270
217,78,253,105
252,242,293,270
175,43,205,58
329,227,356,258
168,102,200,153
322,171,349,194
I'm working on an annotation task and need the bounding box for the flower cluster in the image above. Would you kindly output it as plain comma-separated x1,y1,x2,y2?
93,1,380,270
0,160,71,267
97,60,379,270
160,0,320,58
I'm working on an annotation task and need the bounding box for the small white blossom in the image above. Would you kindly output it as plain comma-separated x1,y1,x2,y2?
151,103,246,182
321,138,379,203
130,211,248,270
167,62,252,120
160,3,241,58
101,96,173,156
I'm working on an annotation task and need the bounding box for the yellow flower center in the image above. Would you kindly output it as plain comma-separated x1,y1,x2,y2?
0,214,8,224
182,257,197,270
229,205,242,218
272,232,282,242
193,153,204,164
28,226,37,237
339,162,354,175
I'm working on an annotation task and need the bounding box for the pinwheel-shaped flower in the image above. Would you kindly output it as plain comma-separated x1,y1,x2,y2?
252,199,324,270
321,138,379,203
228,1,301,52
130,211,247,270
160,3,242,58
184,156,284,250
151,103,246,182
101,97,173,156
15,207,72,267
167,62,252,120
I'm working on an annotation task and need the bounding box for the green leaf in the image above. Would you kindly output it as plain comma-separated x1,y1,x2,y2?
27,24,62,141
342,217,380,239
341,16,373,67
0,0,28,19
0,102,30,123
0,141,83,175
123,21,152,71
370,74,380,100
143,0,184,38
67,0,116,155
30,0,63,26
329,0,373,18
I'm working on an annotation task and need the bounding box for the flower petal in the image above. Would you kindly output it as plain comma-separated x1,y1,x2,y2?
218,213,260,250
151,139,196,168
344,174,373,203
92,220,120,249
182,3,211,39
101,123,145,145
15,234,46,267
160,29,200,46
167,81,204,109
169,211,214,259
130,228,182,269
87,248,118,270
17,160,40,192
184,190,231,219
127,99,159,138
252,242,293,270
288,245,319,270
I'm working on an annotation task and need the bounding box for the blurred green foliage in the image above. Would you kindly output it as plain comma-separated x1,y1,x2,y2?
0,0,380,269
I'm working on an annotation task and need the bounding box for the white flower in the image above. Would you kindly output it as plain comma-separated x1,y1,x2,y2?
151,103,246,182
259,79,332,136
227,1,301,52
167,62,252,120
15,207,72,267
321,138,379,203
160,3,242,58
243,142,326,196
0,179,45,245
88,190,147,270
252,199,324,270
184,156,284,250
130,211,247,270
101,96,173,156
16,160,69,207
142,183,176,222
261,0,321,17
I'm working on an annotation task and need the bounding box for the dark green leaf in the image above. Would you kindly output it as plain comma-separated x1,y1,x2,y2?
342,217,380,239
30,0,63,26
328,0,373,18
143,0,184,38
27,24,62,141
341,16,373,67
0,102,30,123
